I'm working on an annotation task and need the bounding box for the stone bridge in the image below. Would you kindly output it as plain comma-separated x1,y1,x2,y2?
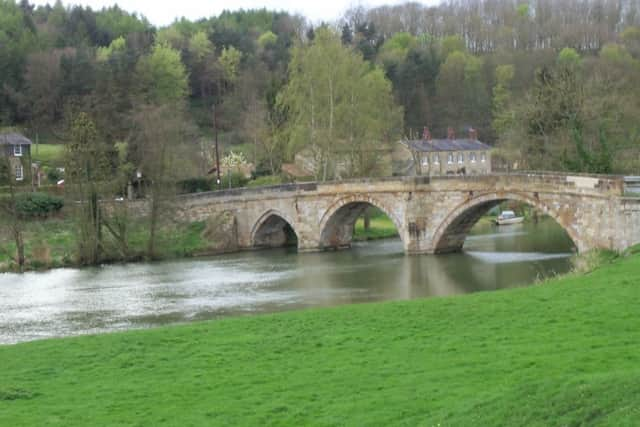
171,173,640,254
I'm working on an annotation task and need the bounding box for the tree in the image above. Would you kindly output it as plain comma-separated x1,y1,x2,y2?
135,42,189,105
435,51,490,137
492,64,515,136
0,149,24,270
64,112,112,265
132,104,195,258
279,28,402,180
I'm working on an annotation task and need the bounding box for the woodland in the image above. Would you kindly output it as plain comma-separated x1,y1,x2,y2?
1,0,640,177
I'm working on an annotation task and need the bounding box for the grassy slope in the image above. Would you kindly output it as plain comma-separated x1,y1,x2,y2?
1,253,640,425
30,143,65,168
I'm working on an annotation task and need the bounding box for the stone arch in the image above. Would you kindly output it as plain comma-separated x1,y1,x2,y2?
318,195,404,250
251,209,299,249
430,192,581,254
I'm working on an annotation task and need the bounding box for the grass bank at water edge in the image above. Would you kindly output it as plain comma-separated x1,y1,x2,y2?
1,248,640,425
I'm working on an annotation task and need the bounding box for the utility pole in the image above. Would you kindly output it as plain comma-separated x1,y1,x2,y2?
213,104,221,186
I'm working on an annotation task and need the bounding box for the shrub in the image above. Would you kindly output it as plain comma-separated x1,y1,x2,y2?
246,175,282,188
46,167,63,183
178,177,212,194
14,192,64,218
216,172,249,189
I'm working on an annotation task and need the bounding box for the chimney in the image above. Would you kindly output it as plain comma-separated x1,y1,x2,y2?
469,127,478,140
447,127,456,140
422,127,432,141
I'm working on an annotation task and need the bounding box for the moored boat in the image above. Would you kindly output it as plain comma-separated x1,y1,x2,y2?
495,210,524,225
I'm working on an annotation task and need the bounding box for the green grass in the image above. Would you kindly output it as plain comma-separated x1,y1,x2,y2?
0,218,213,272
354,213,399,240
30,144,65,167
1,250,639,425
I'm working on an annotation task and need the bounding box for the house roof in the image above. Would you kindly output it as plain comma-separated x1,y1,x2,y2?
0,132,33,146
403,138,491,153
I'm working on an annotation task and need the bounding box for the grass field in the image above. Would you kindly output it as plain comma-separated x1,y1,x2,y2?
30,143,65,167
1,249,639,425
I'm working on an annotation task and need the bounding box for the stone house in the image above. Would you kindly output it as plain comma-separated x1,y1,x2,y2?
395,127,492,176
0,132,32,184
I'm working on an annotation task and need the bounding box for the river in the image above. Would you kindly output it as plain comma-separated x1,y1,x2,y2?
0,218,575,345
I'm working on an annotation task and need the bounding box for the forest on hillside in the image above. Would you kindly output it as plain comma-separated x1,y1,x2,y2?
2,0,640,176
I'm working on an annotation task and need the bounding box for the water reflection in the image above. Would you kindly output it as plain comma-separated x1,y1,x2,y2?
0,218,574,345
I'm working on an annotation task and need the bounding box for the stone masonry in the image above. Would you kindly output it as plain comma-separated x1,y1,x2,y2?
160,173,640,254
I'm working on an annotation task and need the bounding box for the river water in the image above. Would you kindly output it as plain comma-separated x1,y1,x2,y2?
0,218,574,345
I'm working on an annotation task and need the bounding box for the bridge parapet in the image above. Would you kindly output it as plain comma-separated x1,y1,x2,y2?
178,172,625,204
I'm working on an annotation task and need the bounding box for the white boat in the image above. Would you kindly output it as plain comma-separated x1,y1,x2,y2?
495,210,524,225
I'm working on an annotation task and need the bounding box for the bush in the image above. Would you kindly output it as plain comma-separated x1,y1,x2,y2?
14,192,64,218
246,175,282,188
46,168,63,184
215,172,249,189
178,177,212,194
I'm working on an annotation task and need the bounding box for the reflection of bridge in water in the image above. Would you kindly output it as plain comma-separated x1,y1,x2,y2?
164,173,640,254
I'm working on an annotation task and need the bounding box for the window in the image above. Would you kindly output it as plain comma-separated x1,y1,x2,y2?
458,153,464,164
15,164,24,181
433,154,439,164
481,152,487,162
447,153,453,164
470,152,477,163
13,144,22,157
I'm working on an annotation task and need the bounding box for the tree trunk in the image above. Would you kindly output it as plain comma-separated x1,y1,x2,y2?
13,225,25,271
147,195,159,259
363,208,371,232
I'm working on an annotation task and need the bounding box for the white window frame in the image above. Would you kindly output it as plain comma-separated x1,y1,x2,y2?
15,164,24,181
433,154,439,164
447,153,453,164
470,152,477,163
481,152,487,163
458,153,464,164
13,144,23,157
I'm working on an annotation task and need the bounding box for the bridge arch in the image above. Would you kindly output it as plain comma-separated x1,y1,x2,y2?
431,192,581,254
251,209,299,249
318,195,405,250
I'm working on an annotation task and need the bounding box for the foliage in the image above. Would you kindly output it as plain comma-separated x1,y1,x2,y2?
177,177,213,194
246,174,282,187
221,150,248,168
0,217,216,271
562,124,613,174
280,28,402,180
136,43,189,105
14,192,64,218
258,31,277,48
557,47,581,67
64,112,112,265
492,64,515,136
2,251,640,423
219,171,249,189
219,46,242,83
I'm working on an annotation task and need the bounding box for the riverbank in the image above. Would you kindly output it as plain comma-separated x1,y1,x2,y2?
1,248,638,425
2,212,404,272
0,218,225,273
